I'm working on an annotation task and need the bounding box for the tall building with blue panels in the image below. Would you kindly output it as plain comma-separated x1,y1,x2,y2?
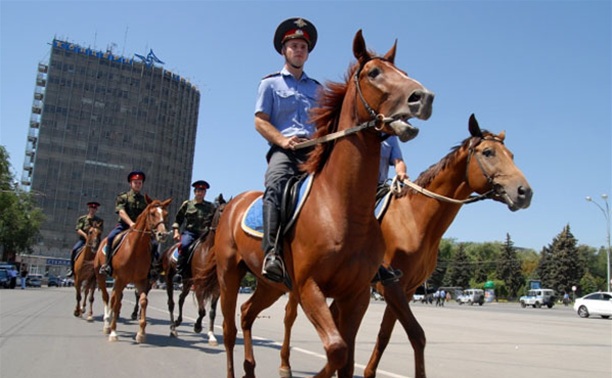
22,39,200,258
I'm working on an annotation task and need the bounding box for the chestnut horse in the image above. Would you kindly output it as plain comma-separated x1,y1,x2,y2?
156,196,226,342
199,30,434,378
279,114,533,378
93,196,172,343
72,220,102,321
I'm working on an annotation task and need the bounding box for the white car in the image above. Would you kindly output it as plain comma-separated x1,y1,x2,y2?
573,291,612,319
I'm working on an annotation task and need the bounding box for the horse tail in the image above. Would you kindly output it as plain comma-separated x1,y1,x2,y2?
194,246,219,303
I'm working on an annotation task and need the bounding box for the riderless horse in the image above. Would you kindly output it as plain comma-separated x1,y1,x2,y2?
278,114,533,378
199,30,434,378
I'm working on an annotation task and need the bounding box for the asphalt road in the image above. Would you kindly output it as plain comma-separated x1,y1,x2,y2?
1,287,610,378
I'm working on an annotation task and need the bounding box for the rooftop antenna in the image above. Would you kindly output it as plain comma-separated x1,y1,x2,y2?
122,26,129,56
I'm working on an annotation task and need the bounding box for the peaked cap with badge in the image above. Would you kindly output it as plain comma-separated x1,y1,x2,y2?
274,17,318,54
127,170,146,182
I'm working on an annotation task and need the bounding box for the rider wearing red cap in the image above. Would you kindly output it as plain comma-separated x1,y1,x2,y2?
255,17,321,285
66,201,104,277
99,170,148,276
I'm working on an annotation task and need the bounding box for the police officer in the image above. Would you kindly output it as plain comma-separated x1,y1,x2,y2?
172,180,215,279
255,17,321,285
66,201,104,277
99,170,148,276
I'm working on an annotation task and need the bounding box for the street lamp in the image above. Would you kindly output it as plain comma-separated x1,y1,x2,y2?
586,194,611,292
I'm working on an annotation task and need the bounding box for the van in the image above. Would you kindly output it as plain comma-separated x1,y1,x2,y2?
456,288,485,306
519,289,556,308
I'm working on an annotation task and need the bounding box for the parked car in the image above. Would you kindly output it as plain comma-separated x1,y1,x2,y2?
519,289,556,308
573,291,612,319
26,274,43,288
43,273,62,287
0,268,11,288
0,263,18,288
456,288,485,306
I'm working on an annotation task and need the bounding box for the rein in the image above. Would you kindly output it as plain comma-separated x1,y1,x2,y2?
395,136,504,204
295,58,392,150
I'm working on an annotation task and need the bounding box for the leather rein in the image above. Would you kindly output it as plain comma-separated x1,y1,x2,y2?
396,136,502,205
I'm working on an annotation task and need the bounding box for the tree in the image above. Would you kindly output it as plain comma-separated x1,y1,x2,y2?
0,146,45,262
445,243,472,288
496,233,524,298
539,224,585,295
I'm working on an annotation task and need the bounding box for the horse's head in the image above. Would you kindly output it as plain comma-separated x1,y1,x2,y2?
465,114,533,211
87,221,103,250
144,195,173,243
352,30,434,142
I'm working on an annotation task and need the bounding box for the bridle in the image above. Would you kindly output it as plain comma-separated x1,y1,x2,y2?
399,136,504,205
295,58,395,150
131,206,167,238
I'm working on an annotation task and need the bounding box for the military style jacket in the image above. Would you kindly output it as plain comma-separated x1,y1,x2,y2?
75,215,104,240
115,190,147,224
172,199,215,235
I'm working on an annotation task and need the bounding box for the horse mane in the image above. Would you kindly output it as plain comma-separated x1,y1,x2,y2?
396,130,493,198
301,62,360,174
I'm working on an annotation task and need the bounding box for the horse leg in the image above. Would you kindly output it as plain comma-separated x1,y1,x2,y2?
175,281,190,328
86,279,96,322
108,287,124,341
74,277,83,317
333,290,370,378
193,284,206,333
207,295,219,346
377,283,427,378
298,280,347,378
167,273,178,337
218,271,242,378
136,285,148,343
279,291,299,378
131,290,139,321
239,285,285,378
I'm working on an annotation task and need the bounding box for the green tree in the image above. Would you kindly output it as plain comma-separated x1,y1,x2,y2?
539,224,584,295
0,146,45,261
429,238,454,288
445,243,472,288
496,233,524,298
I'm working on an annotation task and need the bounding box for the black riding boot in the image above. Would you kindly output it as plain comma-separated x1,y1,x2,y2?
176,249,187,280
372,264,403,286
261,202,285,284
66,250,76,277
100,245,112,275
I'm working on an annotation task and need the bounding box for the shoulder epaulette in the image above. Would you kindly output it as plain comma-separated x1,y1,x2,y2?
262,72,281,80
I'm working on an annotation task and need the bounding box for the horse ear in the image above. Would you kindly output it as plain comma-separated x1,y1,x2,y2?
145,194,152,204
468,113,483,137
383,39,397,64
498,130,506,141
162,198,173,207
353,29,371,64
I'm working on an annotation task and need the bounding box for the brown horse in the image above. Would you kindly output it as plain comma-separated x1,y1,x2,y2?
279,114,533,378
93,195,172,343
72,220,103,320
199,30,434,378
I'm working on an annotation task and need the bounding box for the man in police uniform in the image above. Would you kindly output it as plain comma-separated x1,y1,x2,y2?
255,17,320,285
99,170,148,276
66,201,104,277
172,180,215,279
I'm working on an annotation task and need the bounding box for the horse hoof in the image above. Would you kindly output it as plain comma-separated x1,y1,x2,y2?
170,330,178,338
208,338,218,347
109,332,119,342
103,326,111,335
86,316,94,322
279,367,293,378
131,314,138,321
73,310,81,317
194,325,202,333
135,332,146,343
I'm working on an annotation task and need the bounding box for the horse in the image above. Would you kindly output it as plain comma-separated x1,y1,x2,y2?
279,114,533,378
72,220,103,320
198,30,434,378
151,195,226,342
93,195,172,343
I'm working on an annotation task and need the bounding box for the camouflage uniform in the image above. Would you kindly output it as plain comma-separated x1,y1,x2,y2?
172,199,215,277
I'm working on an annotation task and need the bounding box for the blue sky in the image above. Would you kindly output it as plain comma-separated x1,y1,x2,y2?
1,1,610,252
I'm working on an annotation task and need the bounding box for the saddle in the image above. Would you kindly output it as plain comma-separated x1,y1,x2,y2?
242,174,313,238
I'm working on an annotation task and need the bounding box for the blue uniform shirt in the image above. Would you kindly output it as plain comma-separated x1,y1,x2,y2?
379,136,404,183
255,67,320,142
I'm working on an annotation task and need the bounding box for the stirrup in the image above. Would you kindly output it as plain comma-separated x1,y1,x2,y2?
262,254,292,289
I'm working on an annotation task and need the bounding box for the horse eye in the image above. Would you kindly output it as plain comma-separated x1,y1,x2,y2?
368,68,380,78
482,148,494,157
